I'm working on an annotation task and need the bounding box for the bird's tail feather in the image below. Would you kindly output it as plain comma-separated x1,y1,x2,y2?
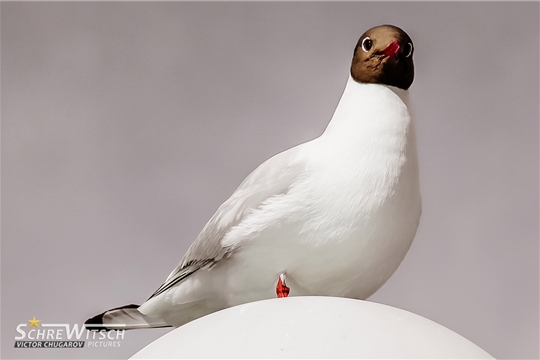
85,304,171,331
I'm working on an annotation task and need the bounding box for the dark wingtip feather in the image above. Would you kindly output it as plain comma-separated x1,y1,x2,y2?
85,312,109,332
85,304,140,332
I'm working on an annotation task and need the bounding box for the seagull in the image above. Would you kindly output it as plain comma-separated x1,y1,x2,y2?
86,24,421,331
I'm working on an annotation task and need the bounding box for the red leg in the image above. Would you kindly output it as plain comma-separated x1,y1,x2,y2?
276,273,290,298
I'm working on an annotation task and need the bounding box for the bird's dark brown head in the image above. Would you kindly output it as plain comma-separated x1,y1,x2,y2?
350,25,414,90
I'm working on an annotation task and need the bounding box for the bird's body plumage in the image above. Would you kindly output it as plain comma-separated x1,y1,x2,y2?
86,25,422,331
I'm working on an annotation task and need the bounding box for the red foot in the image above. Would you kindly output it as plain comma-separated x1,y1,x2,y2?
276,275,290,298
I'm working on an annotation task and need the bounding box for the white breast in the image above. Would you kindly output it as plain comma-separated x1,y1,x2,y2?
219,78,421,305
287,79,421,298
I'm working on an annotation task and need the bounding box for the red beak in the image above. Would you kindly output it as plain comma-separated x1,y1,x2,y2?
382,41,400,58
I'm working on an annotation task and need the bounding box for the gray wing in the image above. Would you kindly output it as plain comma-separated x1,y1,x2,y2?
148,146,307,299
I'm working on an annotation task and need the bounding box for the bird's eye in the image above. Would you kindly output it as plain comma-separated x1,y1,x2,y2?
404,42,413,57
361,37,372,52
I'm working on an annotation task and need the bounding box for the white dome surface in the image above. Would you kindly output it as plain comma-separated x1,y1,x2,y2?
130,296,494,359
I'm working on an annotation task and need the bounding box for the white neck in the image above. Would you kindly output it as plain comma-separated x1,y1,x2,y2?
318,76,414,158
322,76,410,136
311,75,419,207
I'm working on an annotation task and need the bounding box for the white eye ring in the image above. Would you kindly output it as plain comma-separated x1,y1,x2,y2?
405,42,413,57
361,37,372,52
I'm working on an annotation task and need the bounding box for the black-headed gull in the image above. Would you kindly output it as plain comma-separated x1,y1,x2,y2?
86,24,421,330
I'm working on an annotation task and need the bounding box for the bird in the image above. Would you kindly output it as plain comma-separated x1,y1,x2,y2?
85,24,421,331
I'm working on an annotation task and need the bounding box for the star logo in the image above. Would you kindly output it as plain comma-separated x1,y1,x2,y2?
27,317,40,328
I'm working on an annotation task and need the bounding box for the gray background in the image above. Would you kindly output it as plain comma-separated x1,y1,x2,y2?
2,2,538,359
